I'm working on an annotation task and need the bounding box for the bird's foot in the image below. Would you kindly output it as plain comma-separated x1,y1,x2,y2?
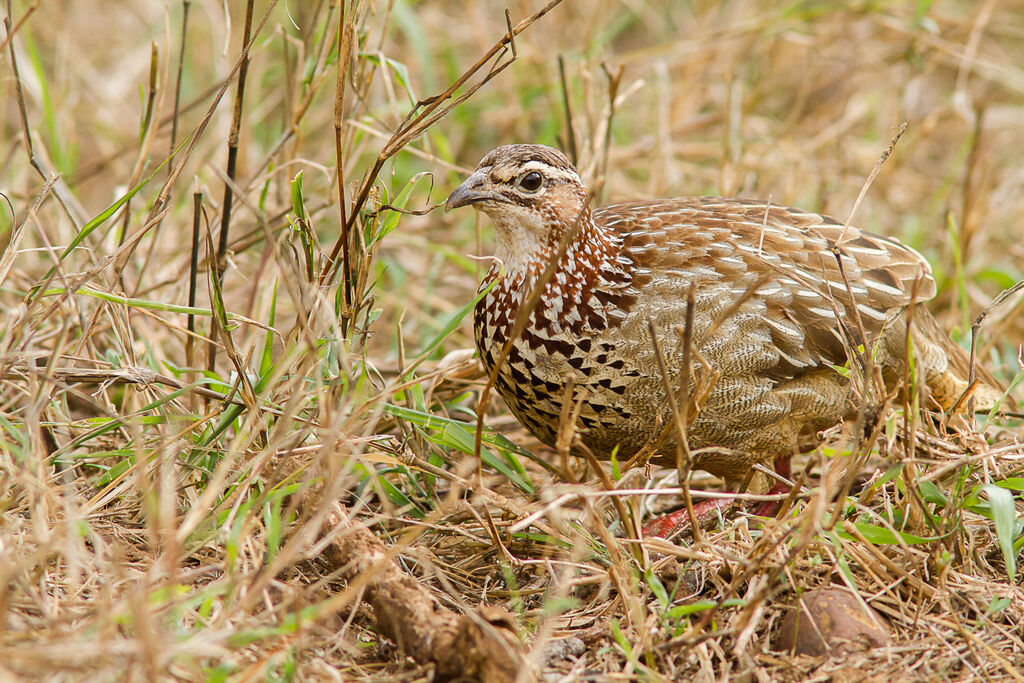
642,458,792,539
640,497,735,538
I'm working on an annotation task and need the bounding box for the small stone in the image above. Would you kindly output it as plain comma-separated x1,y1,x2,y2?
774,587,890,656
541,636,586,663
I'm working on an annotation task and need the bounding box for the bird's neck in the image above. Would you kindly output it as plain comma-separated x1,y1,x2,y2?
478,208,630,341
489,207,620,284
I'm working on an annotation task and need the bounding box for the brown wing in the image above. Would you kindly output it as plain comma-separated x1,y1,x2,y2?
602,196,935,376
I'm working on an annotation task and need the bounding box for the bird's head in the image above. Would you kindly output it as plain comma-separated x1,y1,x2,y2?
446,144,590,269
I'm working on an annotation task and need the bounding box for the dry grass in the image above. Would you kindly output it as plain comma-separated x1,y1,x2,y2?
2,0,1024,680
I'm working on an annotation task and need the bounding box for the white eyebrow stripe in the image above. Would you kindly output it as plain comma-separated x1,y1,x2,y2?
512,161,581,183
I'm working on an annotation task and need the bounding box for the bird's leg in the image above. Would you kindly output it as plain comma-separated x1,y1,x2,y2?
750,455,791,517
640,496,733,539
641,455,792,539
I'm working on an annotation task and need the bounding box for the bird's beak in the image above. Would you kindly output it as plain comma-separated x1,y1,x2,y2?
445,168,495,212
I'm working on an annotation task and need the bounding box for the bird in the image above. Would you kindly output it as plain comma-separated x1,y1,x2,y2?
445,143,1004,535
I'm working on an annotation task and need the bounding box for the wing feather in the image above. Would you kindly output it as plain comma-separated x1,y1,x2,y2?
605,197,935,376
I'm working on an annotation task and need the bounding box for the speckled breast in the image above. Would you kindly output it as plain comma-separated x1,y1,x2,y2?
471,255,658,460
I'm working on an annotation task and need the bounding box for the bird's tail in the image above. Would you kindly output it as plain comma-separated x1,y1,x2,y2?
910,313,1013,414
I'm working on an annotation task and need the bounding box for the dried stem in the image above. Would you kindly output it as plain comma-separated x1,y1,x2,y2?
208,0,256,373
319,0,566,289
169,0,191,169
333,0,359,336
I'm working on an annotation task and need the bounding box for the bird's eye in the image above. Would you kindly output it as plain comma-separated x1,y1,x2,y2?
517,171,543,192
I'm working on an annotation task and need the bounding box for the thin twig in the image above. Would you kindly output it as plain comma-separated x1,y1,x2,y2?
208,0,256,373
646,294,701,542
836,121,907,245
333,0,360,336
966,279,1024,414
187,190,203,408
0,0,38,56
5,14,86,228
557,54,577,165
319,0,566,288
142,0,279,234
169,0,192,170
471,196,592,486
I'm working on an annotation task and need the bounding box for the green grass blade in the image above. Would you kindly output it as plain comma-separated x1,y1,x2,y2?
983,484,1018,582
